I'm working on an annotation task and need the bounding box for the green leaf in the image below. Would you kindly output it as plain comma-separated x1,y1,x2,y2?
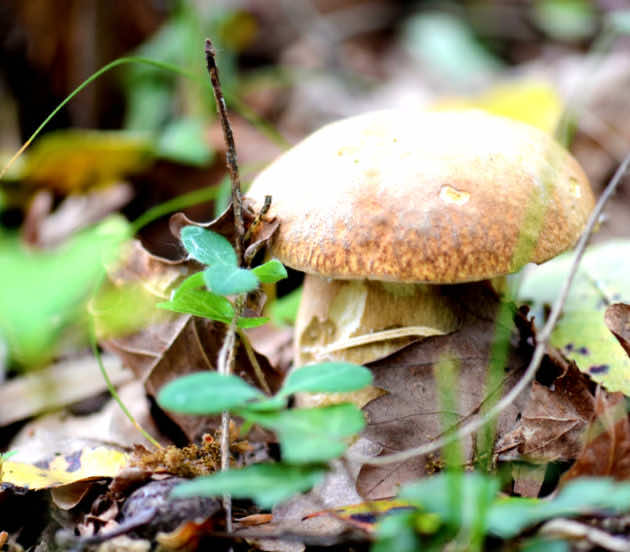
533,0,596,41
180,226,237,267
157,288,234,323
0,216,129,368
270,286,302,326
278,362,373,398
404,13,500,85
240,404,366,463
203,264,259,296
518,240,630,395
237,316,269,329
373,511,422,552
487,478,630,538
171,463,327,508
157,372,264,414
520,539,569,552
251,259,288,284
400,472,499,543
156,117,215,167
172,272,205,299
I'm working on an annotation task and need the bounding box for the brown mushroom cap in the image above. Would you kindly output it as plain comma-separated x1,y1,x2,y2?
246,110,594,283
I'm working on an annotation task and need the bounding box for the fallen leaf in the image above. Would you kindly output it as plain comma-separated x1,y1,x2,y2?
357,285,531,498
432,80,564,135
0,445,130,491
518,240,630,395
495,356,596,463
19,130,153,194
560,389,630,484
605,303,630,357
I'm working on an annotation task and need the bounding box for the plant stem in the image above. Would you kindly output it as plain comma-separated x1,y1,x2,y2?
349,153,630,467
89,324,162,450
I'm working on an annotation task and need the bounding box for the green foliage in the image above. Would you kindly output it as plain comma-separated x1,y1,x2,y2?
374,473,630,550
533,0,596,41
278,362,372,397
156,372,264,414
251,259,288,284
270,286,302,326
518,240,630,395
403,12,501,85
172,463,327,509
156,117,215,166
203,264,259,295
0,216,129,368
181,226,237,266
159,362,371,463
242,404,366,463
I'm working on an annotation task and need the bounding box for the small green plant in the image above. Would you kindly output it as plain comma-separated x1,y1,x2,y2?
157,225,372,505
374,472,630,551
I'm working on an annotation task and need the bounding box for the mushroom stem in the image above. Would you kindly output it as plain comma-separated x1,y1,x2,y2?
295,275,470,367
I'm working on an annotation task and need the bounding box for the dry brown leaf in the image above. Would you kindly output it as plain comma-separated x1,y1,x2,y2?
560,389,630,484
605,303,630,357
496,356,596,464
357,286,532,498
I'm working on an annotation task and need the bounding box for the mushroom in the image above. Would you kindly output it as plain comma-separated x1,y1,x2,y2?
245,109,594,404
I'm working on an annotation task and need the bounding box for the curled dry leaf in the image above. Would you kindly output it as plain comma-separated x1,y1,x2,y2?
169,201,279,266
560,389,630,484
605,303,630,358
496,354,596,464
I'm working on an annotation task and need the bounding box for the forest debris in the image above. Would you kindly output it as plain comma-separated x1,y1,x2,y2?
560,390,630,484
0,445,129,492
356,296,531,498
0,354,131,426
496,358,596,463
605,303,630,358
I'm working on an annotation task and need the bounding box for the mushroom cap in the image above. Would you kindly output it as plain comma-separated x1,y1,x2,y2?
246,110,594,283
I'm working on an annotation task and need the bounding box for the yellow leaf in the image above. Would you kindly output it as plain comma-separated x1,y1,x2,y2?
431,80,563,135
20,130,153,193
1,446,130,490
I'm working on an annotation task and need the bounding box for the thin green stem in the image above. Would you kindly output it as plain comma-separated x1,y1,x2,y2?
89,323,162,449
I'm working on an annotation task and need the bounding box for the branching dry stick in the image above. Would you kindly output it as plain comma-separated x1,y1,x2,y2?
349,153,630,467
205,38,248,534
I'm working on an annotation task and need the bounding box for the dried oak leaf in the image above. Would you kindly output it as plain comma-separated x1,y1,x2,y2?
560,389,630,483
357,286,532,498
495,352,596,464
605,303,630,358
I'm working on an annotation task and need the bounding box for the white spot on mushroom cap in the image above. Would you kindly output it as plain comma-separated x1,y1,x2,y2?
439,185,470,205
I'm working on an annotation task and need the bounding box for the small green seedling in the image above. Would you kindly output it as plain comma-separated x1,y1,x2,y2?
157,226,373,506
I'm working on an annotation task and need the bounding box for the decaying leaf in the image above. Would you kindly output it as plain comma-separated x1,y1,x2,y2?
605,303,630,358
18,130,153,194
495,355,596,463
560,390,630,484
518,240,630,395
357,287,531,498
0,445,130,492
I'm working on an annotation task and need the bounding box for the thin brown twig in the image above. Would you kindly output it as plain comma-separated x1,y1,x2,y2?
349,153,630,467
205,38,245,261
205,37,250,538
